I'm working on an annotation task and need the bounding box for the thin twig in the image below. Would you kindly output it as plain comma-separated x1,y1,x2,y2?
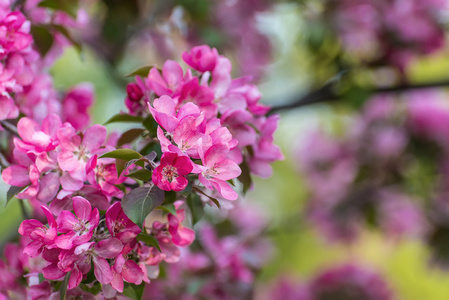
269,79,449,114
0,120,19,137
0,152,9,170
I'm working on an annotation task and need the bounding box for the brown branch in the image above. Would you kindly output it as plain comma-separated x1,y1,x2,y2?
0,120,19,137
269,79,449,114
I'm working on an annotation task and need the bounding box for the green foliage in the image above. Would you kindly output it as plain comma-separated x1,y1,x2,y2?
121,186,164,227
104,114,144,125
122,282,145,300
137,233,162,252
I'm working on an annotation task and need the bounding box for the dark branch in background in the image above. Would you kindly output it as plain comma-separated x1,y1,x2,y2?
0,120,19,137
269,79,449,114
0,152,9,170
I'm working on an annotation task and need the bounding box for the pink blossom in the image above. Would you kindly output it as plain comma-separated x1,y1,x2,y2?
168,201,195,247
198,144,241,200
106,202,141,244
149,94,201,133
309,264,394,300
61,83,94,131
18,206,57,257
147,60,186,97
182,45,219,73
110,254,144,293
55,196,100,250
152,152,193,192
0,11,33,58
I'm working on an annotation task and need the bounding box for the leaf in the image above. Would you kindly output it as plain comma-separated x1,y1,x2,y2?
136,233,161,252
122,282,145,300
60,271,71,300
125,66,152,78
193,188,220,208
125,169,152,182
100,149,142,161
38,0,79,18
115,159,127,177
187,193,204,225
164,190,177,204
180,182,192,197
142,115,158,137
160,203,177,216
31,25,54,57
104,114,143,125
237,160,252,194
121,186,165,227
5,185,27,207
117,128,146,146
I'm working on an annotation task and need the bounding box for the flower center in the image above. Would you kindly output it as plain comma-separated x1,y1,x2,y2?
162,165,178,182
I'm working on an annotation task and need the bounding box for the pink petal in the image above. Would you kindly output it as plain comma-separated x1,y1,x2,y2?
122,260,144,285
37,172,60,203
93,256,113,284
42,264,66,280
83,125,107,151
1,165,30,186
73,196,92,221
94,237,123,259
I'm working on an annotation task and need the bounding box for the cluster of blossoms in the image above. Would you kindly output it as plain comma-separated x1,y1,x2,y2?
144,202,273,300
262,264,394,300
0,0,94,126
325,0,447,69
296,90,449,264
126,44,283,198
0,1,282,294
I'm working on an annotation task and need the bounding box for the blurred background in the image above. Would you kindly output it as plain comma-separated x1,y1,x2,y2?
4,0,449,299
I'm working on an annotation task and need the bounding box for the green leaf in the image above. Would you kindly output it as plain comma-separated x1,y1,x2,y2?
187,193,204,225
104,114,143,125
164,190,177,204
125,66,152,78
125,169,152,182
160,203,177,216
31,25,54,57
5,185,27,207
38,0,79,18
142,115,158,137
194,188,220,208
60,271,71,300
180,182,192,197
121,186,165,226
122,282,145,300
136,233,161,252
100,149,142,161
115,159,127,177
117,128,146,146
237,160,252,194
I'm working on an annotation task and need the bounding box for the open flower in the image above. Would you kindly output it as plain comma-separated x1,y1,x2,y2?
152,152,193,192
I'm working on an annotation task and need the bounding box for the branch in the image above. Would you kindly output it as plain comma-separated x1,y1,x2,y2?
269,79,449,114
0,152,9,170
0,120,19,137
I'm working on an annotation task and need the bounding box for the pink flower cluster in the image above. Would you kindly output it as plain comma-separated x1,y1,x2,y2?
1,114,119,214
296,91,449,255
329,0,447,68
145,202,272,300
262,264,394,300
0,0,93,127
126,45,283,200
18,198,194,296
